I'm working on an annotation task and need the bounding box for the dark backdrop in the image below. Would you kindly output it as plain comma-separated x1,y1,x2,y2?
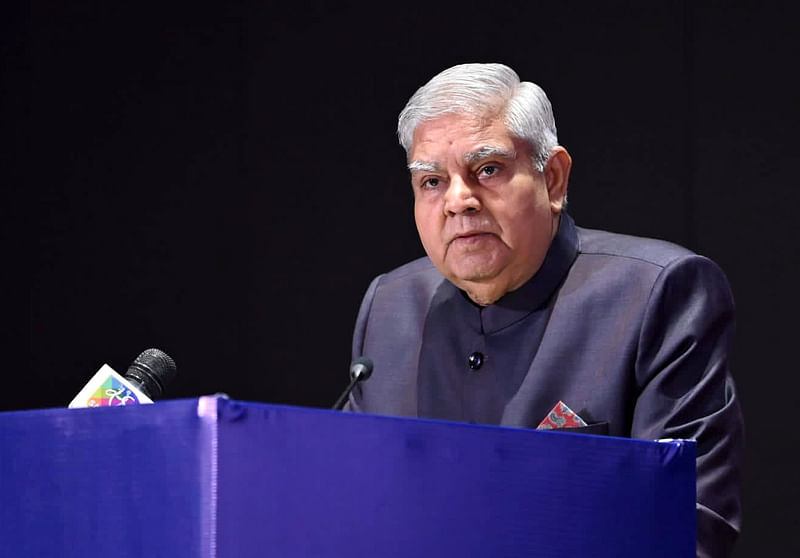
13,1,800,556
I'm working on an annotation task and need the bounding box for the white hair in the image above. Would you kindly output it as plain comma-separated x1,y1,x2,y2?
397,63,558,172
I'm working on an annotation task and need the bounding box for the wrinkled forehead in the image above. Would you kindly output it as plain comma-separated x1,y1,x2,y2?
408,113,517,163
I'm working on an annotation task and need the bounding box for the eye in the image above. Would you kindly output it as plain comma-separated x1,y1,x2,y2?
478,165,499,177
421,177,441,189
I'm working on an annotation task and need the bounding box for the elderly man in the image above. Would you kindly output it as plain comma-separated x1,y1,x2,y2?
347,63,743,558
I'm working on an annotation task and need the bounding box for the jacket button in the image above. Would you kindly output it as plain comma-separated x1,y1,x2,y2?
467,352,485,370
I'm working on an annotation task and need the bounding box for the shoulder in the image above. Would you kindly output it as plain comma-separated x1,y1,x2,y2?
380,256,439,281
374,256,445,292
576,226,695,269
355,257,446,318
567,226,732,309
352,257,446,359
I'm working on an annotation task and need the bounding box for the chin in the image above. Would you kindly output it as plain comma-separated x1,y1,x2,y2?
447,266,503,286
446,258,505,283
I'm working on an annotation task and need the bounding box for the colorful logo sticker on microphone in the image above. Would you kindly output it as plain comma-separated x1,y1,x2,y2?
86,376,140,407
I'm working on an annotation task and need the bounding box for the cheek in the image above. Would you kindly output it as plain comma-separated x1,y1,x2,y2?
503,196,551,247
413,202,425,234
519,206,554,251
414,204,443,253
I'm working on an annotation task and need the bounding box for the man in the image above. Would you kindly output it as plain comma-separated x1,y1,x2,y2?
347,63,743,558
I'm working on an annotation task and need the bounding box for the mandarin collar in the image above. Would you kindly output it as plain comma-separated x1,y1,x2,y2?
449,212,579,334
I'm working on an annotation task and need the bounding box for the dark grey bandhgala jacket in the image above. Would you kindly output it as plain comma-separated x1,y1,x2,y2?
348,213,743,558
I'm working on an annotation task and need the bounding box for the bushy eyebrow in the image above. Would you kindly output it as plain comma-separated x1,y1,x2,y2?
463,146,516,165
407,146,515,173
407,160,440,173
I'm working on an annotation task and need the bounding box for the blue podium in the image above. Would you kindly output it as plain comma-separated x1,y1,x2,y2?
0,397,695,557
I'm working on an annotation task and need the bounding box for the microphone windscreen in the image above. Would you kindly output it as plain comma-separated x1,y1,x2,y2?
349,356,374,381
124,348,177,399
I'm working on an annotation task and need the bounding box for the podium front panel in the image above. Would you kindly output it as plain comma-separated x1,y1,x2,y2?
213,398,695,558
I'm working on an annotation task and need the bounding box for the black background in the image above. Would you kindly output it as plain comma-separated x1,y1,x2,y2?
11,1,800,556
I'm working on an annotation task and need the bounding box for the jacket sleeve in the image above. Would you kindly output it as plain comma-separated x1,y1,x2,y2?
344,275,382,412
632,255,744,558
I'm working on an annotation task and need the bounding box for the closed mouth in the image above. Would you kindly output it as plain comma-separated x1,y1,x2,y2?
450,232,494,244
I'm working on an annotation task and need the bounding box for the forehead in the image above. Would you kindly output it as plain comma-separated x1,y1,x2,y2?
409,114,515,162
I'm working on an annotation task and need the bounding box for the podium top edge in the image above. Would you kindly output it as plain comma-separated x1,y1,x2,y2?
0,395,695,450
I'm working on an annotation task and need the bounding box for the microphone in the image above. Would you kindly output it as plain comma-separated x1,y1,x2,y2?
331,356,374,411
124,348,177,399
68,348,177,408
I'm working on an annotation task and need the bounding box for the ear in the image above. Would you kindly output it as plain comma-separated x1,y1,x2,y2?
544,146,572,214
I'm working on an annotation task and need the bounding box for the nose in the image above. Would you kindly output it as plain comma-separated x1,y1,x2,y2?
443,174,481,216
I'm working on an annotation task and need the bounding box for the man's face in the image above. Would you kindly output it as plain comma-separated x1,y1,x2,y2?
408,113,566,305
